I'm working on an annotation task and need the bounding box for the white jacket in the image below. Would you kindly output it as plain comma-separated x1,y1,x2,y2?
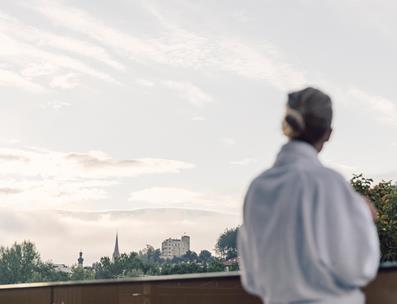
238,140,380,304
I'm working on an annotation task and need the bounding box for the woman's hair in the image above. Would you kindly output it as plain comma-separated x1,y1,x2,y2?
282,87,333,145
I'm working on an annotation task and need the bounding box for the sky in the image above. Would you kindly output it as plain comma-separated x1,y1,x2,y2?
0,0,396,266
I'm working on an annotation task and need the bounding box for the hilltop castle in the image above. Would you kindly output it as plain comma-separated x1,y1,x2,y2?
161,235,190,259
110,233,190,260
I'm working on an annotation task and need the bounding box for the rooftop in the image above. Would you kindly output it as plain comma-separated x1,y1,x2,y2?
1,265,396,304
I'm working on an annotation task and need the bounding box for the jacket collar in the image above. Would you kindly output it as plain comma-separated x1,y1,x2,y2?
274,140,320,167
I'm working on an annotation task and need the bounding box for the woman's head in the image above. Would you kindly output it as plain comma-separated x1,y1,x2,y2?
282,87,333,152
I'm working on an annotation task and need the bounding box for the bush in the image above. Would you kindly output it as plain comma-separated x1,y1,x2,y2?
351,174,397,262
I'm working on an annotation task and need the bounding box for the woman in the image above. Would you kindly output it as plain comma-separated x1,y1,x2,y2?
238,87,380,304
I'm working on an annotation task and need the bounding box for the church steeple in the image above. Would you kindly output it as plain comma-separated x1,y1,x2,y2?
112,233,120,261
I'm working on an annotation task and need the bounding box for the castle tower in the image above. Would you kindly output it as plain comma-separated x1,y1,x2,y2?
112,233,120,261
181,235,190,255
78,251,84,268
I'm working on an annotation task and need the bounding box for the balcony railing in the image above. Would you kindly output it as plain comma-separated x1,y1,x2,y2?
0,264,396,304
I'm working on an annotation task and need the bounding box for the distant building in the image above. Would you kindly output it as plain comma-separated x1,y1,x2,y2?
223,257,239,272
223,257,239,266
113,233,120,261
161,235,190,259
78,251,84,268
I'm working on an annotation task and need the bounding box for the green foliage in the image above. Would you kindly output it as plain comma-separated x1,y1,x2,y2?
0,230,241,284
2,174,395,285
70,266,95,281
207,258,225,273
139,245,162,264
92,252,145,279
0,241,41,284
351,174,397,262
198,250,212,263
215,227,239,259
0,241,68,284
228,263,240,271
160,262,205,275
33,262,70,282
181,250,198,263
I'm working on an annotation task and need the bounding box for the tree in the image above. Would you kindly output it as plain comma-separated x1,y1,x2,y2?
70,267,95,281
170,256,183,264
207,258,225,273
93,252,146,279
0,241,41,284
138,245,162,275
0,241,68,284
198,250,212,263
139,245,162,264
215,227,239,260
33,262,70,282
160,262,204,275
92,256,114,279
351,174,397,262
181,250,198,263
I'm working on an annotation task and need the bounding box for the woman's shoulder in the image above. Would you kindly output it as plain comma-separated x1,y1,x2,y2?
315,165,349,184
250,163,348,191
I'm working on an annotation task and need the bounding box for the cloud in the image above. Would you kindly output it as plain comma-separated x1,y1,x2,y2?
348,87,397,127
145,2,307,89
214,39,307,89
0,11,123,70
0,138,20,145
50,73,79,89
0,68,45,93
20,62,59,78
130,187,201,204
221,138,237,146
162,81,213,107
135,79,155,87
0,153,29,162
191,116,206,121
41,100,71,110
229,10,250,23
0,34,118,87
0,208,241,265
129,187,240,214
0,147,194,180
0,146,194,207
0,179,109,207
31,1,307,90
230,158,258,166
0,11,120,92
0,188,22,195
31,2,163,64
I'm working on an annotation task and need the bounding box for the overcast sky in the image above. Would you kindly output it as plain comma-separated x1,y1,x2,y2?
0,0,396,265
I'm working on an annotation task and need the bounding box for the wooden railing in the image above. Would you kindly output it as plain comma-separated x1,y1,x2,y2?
0,265,396,304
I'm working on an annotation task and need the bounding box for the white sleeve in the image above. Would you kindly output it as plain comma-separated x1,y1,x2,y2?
238,182,262,297
237,224,261,296
314,176,380,287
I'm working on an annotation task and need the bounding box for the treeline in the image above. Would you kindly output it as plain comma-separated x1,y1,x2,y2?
90,247,230,280
0,228,239,285
0,241,70,284
1,175,395,285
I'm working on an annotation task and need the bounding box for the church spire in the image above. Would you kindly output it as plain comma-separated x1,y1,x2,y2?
112,233,120,261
